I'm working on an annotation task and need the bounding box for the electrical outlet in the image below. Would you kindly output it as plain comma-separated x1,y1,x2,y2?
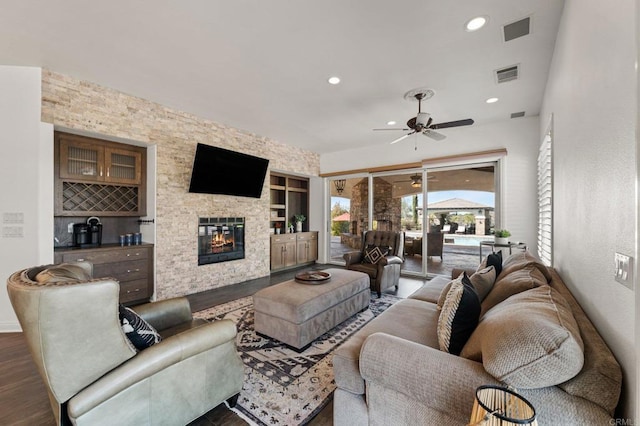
614,253,634,290
68,223,74,233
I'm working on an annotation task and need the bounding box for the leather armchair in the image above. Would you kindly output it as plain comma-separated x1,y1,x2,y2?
7,262,244,426
343,230,404,297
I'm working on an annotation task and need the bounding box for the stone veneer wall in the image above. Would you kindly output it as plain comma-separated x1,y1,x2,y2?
41,69,320,299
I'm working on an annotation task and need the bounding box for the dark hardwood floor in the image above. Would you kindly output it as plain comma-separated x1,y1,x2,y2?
0,264,426,426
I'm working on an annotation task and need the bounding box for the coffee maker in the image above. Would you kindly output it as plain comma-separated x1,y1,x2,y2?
73,217,102,247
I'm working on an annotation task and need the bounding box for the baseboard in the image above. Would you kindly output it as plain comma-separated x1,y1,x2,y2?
0,321,22,333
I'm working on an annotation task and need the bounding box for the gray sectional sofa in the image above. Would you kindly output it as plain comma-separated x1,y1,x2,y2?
333,251,622,425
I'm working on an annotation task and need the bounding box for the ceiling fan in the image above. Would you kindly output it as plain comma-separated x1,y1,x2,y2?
375,89,474,147
393,173,438,188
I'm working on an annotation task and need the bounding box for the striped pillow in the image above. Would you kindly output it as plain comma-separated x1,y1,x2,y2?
437,274,481,355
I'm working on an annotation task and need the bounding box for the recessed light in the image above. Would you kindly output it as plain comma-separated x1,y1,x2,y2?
327,76,341,85
465,16,488,32
486,97,499,104
387,121,396,126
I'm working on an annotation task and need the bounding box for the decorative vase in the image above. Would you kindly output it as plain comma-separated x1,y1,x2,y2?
275,228,281,234
495,236,508,245
296,221,303,232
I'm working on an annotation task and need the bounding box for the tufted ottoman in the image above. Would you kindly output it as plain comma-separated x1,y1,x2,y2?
253,268,370,350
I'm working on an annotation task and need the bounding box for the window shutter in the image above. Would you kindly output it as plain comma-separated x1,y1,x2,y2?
537,131,552,266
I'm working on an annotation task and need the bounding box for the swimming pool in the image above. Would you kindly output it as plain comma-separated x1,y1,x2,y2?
443,235,493,246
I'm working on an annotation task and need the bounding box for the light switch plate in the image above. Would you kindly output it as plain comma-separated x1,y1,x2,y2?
614,253,634,290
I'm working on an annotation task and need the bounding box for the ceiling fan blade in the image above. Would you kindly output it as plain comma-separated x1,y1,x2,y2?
423,129,447,141
373,128,410,131
429,118,474,129
390,132,414,144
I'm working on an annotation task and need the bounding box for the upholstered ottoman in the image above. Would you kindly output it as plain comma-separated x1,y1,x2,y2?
253,268,370,350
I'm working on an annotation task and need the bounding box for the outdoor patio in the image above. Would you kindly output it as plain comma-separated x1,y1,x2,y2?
330,235,488,278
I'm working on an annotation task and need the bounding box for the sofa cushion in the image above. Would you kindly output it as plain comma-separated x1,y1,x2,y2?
480,265,548,316
437,274,481,355
363,244,390,264
119,305,162,351
498,250,552,282
461,285,584,388
407,275,451,304
468,266,496,302
333,299,440,395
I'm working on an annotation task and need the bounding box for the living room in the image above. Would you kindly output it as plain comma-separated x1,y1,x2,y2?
0,0,638,424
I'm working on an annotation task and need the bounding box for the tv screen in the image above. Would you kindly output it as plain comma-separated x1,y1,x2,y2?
188,144,269,198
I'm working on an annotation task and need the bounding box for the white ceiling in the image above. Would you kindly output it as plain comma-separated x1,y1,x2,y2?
0,0,564,154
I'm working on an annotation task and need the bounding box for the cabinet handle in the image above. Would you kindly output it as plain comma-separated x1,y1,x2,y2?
99,166,103,177
77,258,85,262
107,167,110,178
126,288,141,294
126,252,141,257
127,269,141,273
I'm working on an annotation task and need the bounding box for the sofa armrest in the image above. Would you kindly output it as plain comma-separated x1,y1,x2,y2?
131,297,193,331
68,319,237,418
344,251,363,266
451,268,476,279
360,333,499,418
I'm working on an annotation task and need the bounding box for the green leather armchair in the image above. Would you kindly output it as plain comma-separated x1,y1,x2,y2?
7,262,244,426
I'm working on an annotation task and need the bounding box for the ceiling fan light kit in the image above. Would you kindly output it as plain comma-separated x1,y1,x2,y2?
375,87,474,147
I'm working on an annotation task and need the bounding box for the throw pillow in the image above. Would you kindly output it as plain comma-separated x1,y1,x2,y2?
460,285,584,388
480,265,548,316
437,274,481,355
118,305,162,351
35,263,92,283
486,251,503,276
468,266,496,302
363,244,390,264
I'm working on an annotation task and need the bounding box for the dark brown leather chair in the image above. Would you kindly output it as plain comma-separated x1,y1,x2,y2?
343,230,404,297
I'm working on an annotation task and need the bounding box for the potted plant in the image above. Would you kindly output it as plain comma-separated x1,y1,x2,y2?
274,222,282,234
494,229,511,245
287,221,294,234
294,214,306,232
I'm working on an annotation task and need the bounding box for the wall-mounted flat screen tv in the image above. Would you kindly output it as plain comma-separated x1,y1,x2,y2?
188,143,269,198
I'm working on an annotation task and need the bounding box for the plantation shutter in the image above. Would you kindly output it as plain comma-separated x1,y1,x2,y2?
537,131,552,266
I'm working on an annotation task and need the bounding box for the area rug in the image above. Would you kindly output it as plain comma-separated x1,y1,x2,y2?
194,292,401,426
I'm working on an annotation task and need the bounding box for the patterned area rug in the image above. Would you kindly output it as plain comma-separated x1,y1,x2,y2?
194,292,400,426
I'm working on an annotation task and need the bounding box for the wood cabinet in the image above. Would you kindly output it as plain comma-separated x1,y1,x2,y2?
296,232,318,264
271,232,318,271
269,173,309,232
55,244,154,305
55,132,147,216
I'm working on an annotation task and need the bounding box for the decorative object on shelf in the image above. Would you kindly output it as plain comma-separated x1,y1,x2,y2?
288,221,294,234
275,223,282,234
494,229,511,245
294,214,306,232
469,385,537,426
334,179,346,195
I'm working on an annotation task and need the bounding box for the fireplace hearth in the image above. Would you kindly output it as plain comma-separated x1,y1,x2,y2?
198,217,245,265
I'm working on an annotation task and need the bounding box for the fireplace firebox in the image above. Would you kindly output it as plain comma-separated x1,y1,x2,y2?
198,217,245,265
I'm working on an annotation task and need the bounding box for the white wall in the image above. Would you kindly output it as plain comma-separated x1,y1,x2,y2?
0,66,53,332
320,117,541,252
540,0,636,419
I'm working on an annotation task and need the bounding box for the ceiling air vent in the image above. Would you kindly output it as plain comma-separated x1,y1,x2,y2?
503,17,530,42
495,65,519,84
510,111,525,119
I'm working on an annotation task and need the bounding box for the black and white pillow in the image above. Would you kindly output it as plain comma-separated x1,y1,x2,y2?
363,244,390,264
118,305,162,351
437,274,481,355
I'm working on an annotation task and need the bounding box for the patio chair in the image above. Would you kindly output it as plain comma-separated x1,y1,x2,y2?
455,225,466,234
426,232,444,260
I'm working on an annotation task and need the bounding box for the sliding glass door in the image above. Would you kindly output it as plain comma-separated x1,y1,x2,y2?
328,176,369,263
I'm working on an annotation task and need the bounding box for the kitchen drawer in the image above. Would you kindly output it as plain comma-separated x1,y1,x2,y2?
61,247,150,264
119,279,150,304
94,259,148,282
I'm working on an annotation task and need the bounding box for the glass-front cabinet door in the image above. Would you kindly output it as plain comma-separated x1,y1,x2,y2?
104,147,143,185
59,138,105,181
